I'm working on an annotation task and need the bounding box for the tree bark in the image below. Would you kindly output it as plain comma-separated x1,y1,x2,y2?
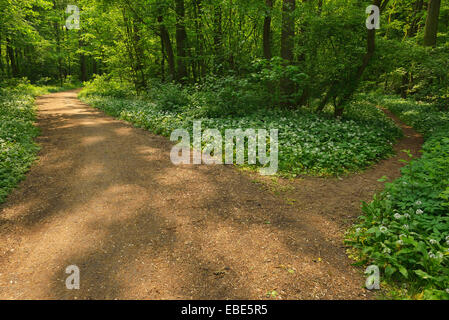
213,5,223,71
158,15,176,81
329,0,385,117
193,0,206,80
263,0,274,60
407,0,424,37
53,0,63,86
175,0,188,82
280,0,296,107
132,22,146,89
0,34,3,75
6,38,18,77
423,0,441,47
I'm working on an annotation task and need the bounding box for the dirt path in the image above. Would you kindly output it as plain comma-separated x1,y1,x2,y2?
0,90,422,299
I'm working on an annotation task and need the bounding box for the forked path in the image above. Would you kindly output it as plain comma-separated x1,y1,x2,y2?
0,90,422,299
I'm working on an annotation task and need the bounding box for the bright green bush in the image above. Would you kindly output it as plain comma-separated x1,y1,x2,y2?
365,39,449,110
346,94,449,300
0,82,40,202
186,75,271,117
79,74,135,99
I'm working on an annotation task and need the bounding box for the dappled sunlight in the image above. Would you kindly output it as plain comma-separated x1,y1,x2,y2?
1,90,372,300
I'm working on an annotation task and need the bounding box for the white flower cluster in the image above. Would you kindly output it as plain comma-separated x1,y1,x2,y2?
428,252,444,260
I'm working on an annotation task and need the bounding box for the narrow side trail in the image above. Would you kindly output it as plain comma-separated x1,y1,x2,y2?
0,90,422,299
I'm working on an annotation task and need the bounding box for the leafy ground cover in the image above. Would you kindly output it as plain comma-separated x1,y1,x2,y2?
79,78,401,176
346,95,449,300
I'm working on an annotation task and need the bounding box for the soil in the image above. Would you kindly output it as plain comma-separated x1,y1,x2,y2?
0,90,423,299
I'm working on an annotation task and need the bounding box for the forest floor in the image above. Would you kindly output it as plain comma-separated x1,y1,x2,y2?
0,90,422,299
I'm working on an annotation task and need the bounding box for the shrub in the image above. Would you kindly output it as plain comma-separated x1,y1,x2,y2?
79,74,135,99
0,81,40,203
346,94,449,299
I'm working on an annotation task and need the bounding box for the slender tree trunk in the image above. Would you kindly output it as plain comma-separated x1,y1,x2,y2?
0,34,3,75
407,0,424,37
280,0,296,107
297,0,310,107
423,0,441,46
160,35,166,82
175,0,188,82
400,72,409,98
263,0,274,60
158,15,176,81
213,5,223,71
79,38,87,82
6,38,18,77
333,0,381,117
53,0,63,86
318,0,323,15
193,0,205,80
132,22,146,89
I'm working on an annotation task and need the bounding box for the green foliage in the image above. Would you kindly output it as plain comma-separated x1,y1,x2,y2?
80,82,401,176
79,74,135,99
0,81,40,203
187,75,272,117
144,80,190,113
366,39,449,109
346,94,449,299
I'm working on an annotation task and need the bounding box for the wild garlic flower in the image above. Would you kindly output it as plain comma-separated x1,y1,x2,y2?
415,200,422,206
394,213,402,219
416,209,423,215
380,226,388,233
429,239,438,244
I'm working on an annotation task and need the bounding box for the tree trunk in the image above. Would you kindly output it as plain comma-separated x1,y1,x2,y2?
175,0,188,82
158,15,176,81
333,0,384,117
6,39,18,77
423,0,441,46
213,5,223,71
132,22,146,89
160,35,165,82
53,0,63,86
79,38,87,82
280,0,296,107
263,0,274,60
193,0,206,80
407,0,424,37
0,34,3,75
